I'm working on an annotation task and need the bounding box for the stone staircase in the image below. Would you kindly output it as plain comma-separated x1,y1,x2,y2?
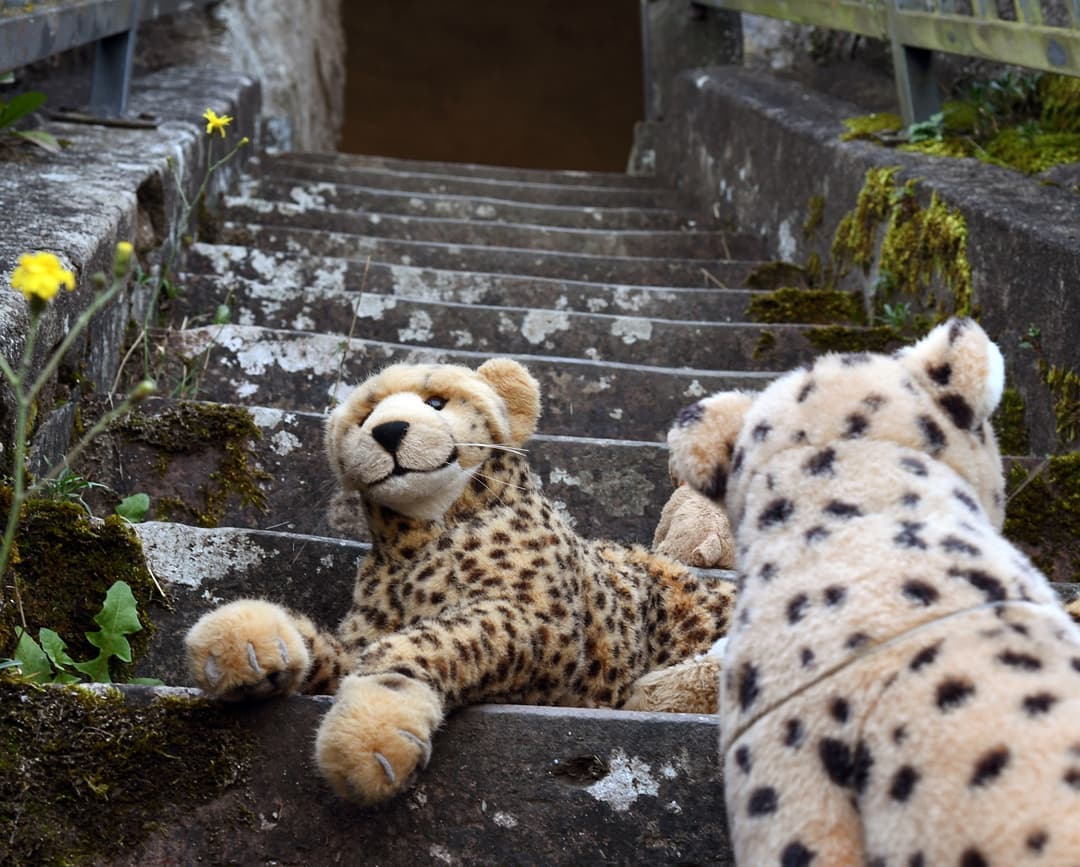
46,149,1075,863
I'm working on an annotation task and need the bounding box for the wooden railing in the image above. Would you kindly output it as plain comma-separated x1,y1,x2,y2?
697,0,1080,123
1,0,221,116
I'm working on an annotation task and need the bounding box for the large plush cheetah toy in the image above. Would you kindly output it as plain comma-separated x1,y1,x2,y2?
667,318,1080,866
184,358,735,803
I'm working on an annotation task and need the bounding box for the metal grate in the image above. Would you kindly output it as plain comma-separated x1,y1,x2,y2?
699,0,1080,122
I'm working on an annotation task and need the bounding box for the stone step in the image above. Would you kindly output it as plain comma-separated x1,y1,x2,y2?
175,266,759,325
213,223,761,287
11,682,732,866
256,153,681,208
158,324,775,440
77,398,679,546
244,175,708,231
171,279,814,370
131,520,738,683
263,150,665,188
220,195,738,260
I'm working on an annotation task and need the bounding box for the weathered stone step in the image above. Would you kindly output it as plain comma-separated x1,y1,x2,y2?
78,398,679,545
257,154,681,208
159,324,775,440
175,267,759,327
213,223,759,287
221,195,734,259
244,175,707,231
13,682,731,866
264,150,664,188
172,278,812,370
131,521,738,684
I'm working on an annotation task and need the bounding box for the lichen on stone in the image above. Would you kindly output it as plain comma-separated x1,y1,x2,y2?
743,261,810,291
0,680,255,864
840,112,903,142
805,325,901,355
993,386,1030,456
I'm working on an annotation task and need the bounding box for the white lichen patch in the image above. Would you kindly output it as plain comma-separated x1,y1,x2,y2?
358,293,398,320
492,811,518,829
450,329,475,347
777,217,797,262
269,429,302,456
473,204,497,219
549,468,581,488
610,317,652,344
608,408,624,420
520,309,570,345
287,182,334,210
684,380,707,398
135,524,266,590
399,310,434,342
428,844,454,865
586,750,660,813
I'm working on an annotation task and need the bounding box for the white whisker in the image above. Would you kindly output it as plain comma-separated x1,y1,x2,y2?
474,472,530,495
458,442,530,457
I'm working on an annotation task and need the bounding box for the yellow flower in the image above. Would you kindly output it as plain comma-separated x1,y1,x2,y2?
203,108,232,138
10,251,75,303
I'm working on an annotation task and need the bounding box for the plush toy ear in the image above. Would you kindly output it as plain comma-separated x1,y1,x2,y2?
667,391,756,502
476,358,542,445
898,318,1005,431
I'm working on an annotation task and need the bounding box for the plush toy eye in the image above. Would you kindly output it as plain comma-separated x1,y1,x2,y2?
425,396,447,410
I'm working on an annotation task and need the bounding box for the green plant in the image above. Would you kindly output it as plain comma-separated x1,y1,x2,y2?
876,301,913,331
2,580,160,684
39,467,107,516
907,111,945,143
0,91,61,154
1,245,155,629
115,492,150,523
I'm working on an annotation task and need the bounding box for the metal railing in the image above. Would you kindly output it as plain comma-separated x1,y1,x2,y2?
698,0,1080,123
1,0,220,116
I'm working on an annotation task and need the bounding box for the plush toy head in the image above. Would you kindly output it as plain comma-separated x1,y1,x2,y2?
325,358,541,521
668,318,1006,530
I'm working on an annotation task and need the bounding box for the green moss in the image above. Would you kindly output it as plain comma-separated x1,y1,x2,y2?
753,330,777,360
830,166,899,279
113,403,269,528
1042,362,1080,448
748,287,865,325
744,261,810,291
1038,73,1080,132
0,498,158,673
803,194,825,239
1004,453,1080,581
806,325,903,354
840,112,903,142
0,679,255,864
993,387,1030,456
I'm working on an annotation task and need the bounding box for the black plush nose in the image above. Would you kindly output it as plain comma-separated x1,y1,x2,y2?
371,420,409,454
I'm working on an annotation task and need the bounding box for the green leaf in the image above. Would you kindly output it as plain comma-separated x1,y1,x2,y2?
13,129,62,154
0,658,22,671
213,304,231,325
13,627,54,683
116,492,150,523
128,676,165,686
0,91,47,129
39,627,76,670
72,581,144,682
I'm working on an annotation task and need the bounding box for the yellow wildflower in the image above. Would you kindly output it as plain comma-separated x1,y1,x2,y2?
10,251,75,303
203,108,232,138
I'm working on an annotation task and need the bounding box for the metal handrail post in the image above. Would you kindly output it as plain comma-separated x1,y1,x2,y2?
89,0,141,117
887,0,941,125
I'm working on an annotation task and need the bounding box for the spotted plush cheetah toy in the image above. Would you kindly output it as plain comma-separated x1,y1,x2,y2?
667,319,1080,866
184,358,735,803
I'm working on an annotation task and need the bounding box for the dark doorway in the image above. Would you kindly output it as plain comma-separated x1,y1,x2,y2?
340,1,644,171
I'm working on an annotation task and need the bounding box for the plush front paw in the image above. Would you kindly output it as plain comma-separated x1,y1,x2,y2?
315,673,443,804
184,599,311,700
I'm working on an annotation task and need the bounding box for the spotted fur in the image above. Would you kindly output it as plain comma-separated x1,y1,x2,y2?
185,358,735,803
668,319,1080,866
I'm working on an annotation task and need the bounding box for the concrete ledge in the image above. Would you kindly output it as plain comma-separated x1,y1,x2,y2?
655,66,1080,453
1,64,258,450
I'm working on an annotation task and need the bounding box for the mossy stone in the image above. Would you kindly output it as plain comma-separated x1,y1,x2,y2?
0,497,158,675
0,680,255,864
747,288,865,325
1005,453,1080,582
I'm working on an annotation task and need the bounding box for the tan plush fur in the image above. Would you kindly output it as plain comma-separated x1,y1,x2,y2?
653,483,735,569
185,358,735,803
667,319,1080,866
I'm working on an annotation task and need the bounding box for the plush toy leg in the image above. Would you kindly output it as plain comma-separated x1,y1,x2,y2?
623,645,724,714
315,673,443,804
